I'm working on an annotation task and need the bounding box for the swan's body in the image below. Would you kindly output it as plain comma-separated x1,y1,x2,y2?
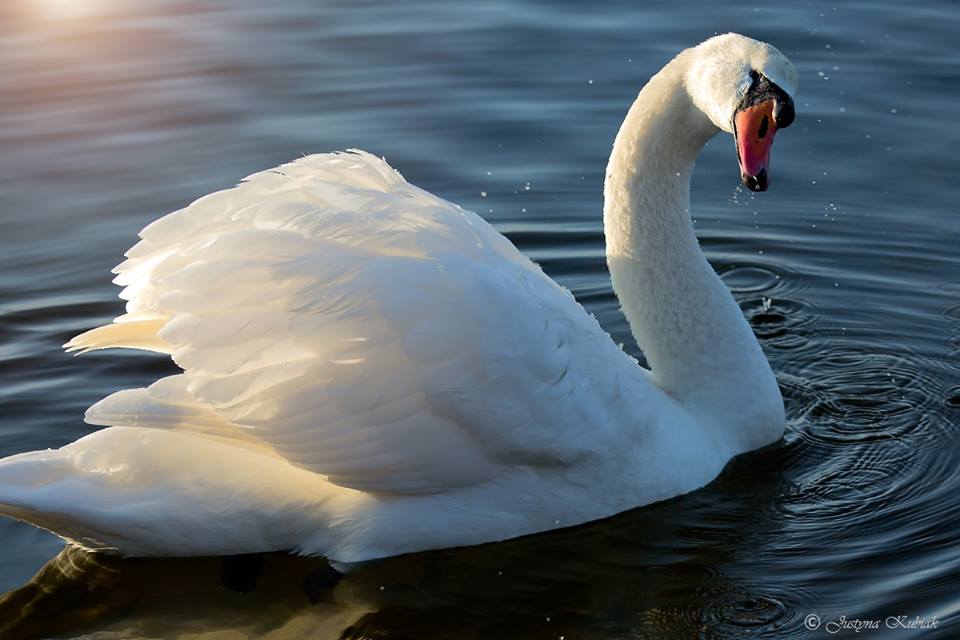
0,34,797,563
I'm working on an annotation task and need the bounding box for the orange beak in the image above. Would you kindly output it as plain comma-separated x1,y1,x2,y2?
734,99,778,192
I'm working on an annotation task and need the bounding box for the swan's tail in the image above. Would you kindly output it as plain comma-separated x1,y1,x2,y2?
0,427,331,557
0,448,113,551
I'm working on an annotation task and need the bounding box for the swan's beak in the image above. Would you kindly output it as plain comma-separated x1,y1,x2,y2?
734,100,778,192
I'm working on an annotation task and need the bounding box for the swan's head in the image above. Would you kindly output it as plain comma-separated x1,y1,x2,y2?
686,33,798,192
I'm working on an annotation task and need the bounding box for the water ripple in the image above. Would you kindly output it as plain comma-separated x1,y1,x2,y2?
720,263,782,293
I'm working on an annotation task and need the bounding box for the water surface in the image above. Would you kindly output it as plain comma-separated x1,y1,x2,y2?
1,0,958,638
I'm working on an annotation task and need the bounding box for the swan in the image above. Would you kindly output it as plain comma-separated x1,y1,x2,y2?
0,33,797,565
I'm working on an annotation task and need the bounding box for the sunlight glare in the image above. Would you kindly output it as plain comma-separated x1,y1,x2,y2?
40,0,109,20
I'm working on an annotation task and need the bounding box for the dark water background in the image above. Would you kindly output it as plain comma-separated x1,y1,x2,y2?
1,0,958,638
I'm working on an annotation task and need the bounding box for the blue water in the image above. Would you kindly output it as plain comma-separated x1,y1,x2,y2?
1,0,959,638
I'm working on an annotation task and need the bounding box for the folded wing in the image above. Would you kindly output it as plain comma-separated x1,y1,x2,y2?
70,151,645,495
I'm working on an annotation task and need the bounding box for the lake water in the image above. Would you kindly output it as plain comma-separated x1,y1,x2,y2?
1,0,958,638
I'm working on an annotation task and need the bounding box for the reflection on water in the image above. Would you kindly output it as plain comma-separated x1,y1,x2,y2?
0,460,805,640
0,547,364,639
1,0,959,637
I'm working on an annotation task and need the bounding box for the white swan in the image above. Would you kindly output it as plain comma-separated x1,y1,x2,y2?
0,34,797,564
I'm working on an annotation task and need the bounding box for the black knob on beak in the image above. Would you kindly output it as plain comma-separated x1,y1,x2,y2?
773,96,795,129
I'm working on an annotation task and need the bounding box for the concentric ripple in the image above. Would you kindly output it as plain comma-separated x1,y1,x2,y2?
716,593,788,628
740,296,819,352
639,584,795,639
697,587,798,638
796,351,944,447
719,264,782,293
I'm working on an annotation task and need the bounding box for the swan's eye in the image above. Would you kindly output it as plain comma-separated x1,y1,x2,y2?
744,70,761,98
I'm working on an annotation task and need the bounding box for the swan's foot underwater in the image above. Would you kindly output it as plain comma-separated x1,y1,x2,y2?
303,563,348,604
218,552,347,600
219,552,266,593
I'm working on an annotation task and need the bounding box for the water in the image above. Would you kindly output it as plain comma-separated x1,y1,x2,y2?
1,0,958,637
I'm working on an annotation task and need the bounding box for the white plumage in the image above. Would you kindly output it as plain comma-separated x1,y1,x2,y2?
80,150,652,492
0,34,797,565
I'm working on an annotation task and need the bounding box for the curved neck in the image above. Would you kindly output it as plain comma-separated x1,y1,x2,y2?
604,53,717,263
603,52,783,449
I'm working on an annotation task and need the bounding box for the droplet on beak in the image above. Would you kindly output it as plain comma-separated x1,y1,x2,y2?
743,168,768,192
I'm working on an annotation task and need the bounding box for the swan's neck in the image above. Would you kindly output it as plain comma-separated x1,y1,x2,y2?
604,52,784,451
